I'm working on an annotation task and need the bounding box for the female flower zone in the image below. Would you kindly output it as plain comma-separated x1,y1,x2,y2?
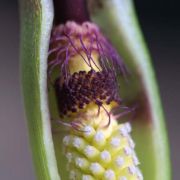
48,21,143,180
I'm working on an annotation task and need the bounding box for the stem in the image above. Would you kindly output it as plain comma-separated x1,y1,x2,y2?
53,0,90,24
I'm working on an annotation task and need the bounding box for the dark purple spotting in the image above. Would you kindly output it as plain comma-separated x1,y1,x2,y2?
132,91,152,124
54,69,121,116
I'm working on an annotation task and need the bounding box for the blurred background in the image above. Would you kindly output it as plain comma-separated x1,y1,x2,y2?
0,0,179,179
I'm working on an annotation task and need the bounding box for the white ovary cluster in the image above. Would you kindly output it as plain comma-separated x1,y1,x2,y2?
62,119,143,180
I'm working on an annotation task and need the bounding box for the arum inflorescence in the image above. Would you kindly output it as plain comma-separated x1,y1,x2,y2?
48,22,126,121
48,21,143,179
63,121,142,180
20,0,171,180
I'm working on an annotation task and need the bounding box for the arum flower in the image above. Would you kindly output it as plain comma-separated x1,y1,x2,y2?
48,21,142,179
20,0,171,180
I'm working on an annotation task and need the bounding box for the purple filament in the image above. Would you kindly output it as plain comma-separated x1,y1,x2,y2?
48,22,131,128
